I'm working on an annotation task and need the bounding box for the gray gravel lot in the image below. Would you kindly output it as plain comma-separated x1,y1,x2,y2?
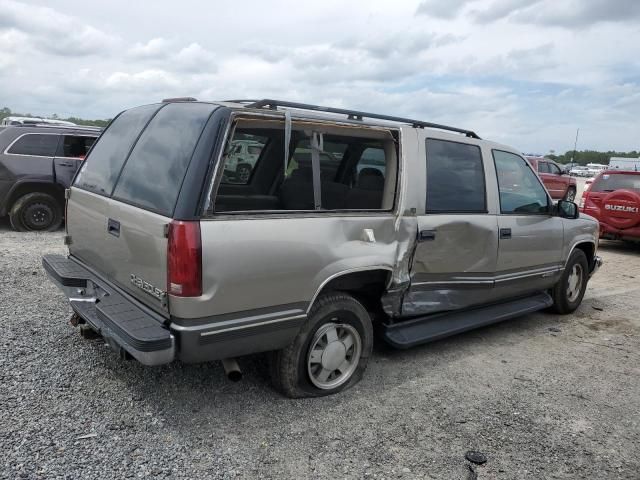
1,212,639,479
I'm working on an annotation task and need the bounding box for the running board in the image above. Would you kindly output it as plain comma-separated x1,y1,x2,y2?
382,292,553,349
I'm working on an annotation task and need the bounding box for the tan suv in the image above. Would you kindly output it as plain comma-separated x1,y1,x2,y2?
43,98,602,397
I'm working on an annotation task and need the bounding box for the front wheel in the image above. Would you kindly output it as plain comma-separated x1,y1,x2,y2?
550,249,589,314
270,293,373,398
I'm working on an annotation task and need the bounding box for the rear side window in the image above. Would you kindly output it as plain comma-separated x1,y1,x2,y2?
592,173,640,192
7,134,59,156
426,139,486,213
74,104,160,195
56,135,96,158
112,103,213,216
537,162,550,173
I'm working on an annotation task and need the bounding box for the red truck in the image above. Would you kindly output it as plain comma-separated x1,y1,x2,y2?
580,170,640,242
525,156,578,202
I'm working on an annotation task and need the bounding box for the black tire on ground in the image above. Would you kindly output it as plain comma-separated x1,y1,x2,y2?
564,187,577,202
9,192,63,232
550,249,589,314
270,292,373,398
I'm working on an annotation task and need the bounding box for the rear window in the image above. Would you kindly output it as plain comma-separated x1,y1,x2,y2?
74,104,160,195
7,133,59,156
592,173,640,192
112,103,213,216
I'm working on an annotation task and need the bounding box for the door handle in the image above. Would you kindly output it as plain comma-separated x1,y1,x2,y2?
419,229,436,241
107,218,120,237
499,228,512,239
58,161,74,167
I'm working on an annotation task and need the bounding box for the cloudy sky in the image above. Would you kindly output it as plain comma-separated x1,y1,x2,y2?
0,0,638,153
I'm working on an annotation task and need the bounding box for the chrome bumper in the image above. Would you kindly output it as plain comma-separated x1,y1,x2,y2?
590,255,603,277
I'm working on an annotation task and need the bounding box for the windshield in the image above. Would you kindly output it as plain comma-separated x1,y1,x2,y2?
591,173,640,192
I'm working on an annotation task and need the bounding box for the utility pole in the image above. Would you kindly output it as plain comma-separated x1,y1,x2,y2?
570,128,580,165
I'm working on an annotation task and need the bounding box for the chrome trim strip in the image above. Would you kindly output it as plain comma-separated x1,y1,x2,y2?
170,310,306,333
198,314,306,337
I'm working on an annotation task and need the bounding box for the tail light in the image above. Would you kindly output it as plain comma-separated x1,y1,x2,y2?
167,220,202,297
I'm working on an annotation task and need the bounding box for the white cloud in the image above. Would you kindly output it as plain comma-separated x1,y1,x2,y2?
0,0,638,154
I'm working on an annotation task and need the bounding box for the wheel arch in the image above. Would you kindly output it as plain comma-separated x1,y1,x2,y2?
569,241,595,268
307,267,393,317
4,180,65,214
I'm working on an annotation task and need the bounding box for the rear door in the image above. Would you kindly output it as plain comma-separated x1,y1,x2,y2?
68,104,163,297
492,150,564,300
53,133,97,188
406,137,498,316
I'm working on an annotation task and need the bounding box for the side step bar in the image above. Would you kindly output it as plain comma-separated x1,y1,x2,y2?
382,292,553,349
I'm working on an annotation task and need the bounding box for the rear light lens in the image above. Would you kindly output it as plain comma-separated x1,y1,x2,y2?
167,220,202,297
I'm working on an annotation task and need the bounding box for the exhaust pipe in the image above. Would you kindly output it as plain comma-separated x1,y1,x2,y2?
221,358,242,382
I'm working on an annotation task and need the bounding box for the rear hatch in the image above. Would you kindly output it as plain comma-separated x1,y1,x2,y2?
582,172,640,230
67,102,217,316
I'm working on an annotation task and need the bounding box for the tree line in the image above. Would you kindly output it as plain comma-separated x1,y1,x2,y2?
0,107,110,128
547,150,639,165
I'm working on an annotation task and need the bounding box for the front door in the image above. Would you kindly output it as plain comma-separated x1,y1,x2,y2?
405,137,498,316
492,150,564,300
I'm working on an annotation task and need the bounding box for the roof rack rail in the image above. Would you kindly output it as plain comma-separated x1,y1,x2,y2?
162,96,197,103
238,99,480,139
13,123,102,131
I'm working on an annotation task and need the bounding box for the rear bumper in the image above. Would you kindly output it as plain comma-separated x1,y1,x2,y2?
42,254,175,366
598,222,640,241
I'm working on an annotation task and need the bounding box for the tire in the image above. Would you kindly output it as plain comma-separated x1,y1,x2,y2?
236,164,251,183
270,293,373,398
550,249,589,314
9,192,62,232
564,187,576,202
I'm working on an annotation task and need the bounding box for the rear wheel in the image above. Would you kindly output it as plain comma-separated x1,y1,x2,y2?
9,192,62,232
270,293,373,398
550,249,589,314
564,187,576,202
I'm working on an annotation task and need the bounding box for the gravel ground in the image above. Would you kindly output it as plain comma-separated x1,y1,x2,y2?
1,211,639,480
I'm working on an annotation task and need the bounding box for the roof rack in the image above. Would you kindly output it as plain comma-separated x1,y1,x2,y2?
13,123,102,131
229,99,480,139
162,96,198,103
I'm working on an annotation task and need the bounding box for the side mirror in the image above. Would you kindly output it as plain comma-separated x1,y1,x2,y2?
557,200,579,219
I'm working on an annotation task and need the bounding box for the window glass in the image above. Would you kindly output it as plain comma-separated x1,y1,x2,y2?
7,134,59,156
548,163,561,175
75,104,160,196
220,133,268,185
425,139,486,212
493,150,549,214
56,135,96,158
112,102,213,216
211,125,393,213
537,162,550,173
591,173,640,192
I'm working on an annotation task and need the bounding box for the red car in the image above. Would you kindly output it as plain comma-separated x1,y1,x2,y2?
580,170,640,242
526,156,578,202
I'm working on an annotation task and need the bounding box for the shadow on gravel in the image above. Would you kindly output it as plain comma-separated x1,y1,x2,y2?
597,239,640,256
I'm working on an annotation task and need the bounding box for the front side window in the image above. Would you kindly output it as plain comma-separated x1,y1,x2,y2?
112,102,213,216
425,138,486,213
75,104,160,196
493,150,549,214
7,134,59,157
548,163,561,175
56,135,96,158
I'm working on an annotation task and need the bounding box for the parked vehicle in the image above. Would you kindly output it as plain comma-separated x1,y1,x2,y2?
1,116,77,127
42,99,601,397
526,156,578,201
0,124,101,231
580,170,640,242
609,157,640,171
570,166,591,177
223,138,264,183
